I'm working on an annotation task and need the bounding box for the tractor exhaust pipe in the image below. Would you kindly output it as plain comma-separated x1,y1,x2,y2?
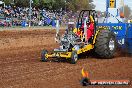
84,17,88,42
55,19,60,43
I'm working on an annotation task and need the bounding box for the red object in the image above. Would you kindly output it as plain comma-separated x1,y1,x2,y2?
77,31,81,36
77,22,94,41
87,22,94,40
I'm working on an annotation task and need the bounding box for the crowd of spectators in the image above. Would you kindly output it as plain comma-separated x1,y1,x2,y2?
0,5,78,27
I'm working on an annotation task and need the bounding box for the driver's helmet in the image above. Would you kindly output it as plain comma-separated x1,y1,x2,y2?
84,15,94,24
67,17,75,32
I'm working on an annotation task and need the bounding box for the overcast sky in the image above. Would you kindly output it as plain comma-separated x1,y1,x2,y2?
93,0,132,11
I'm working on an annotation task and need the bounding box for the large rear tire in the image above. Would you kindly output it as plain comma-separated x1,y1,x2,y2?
94,30,116,59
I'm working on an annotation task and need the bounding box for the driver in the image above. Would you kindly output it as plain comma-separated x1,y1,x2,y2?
87,15,94,41
76,15,94,42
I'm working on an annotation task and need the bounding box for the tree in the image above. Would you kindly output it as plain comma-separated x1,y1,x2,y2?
67,0,95,12
88,0,95,9
33,0,39,7
14,0,29,7
129,14,132,19
52,0,65,10
124,5,131,19
3,0,13,5
36,0,55,9
2,0,95,11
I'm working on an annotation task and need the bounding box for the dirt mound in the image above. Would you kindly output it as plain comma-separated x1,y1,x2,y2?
0,29,131,88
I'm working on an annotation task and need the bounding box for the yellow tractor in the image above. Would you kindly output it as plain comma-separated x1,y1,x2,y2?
41,10,116,64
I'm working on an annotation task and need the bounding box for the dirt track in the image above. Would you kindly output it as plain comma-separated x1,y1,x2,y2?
0,29,132,88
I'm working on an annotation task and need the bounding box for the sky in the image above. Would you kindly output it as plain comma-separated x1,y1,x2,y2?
93,0,132,11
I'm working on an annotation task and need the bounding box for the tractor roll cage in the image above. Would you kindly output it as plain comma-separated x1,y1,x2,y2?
77,10,98,38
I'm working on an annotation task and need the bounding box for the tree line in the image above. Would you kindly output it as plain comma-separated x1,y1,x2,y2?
2,0,95,11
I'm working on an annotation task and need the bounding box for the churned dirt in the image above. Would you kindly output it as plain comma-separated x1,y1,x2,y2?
0,29,132,88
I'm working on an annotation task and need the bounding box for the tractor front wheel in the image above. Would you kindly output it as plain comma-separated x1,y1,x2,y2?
41,49,48,62
71,50,78,64
95,30,116,59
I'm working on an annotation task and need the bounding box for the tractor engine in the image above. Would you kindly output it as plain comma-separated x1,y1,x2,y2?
60,32,81,50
